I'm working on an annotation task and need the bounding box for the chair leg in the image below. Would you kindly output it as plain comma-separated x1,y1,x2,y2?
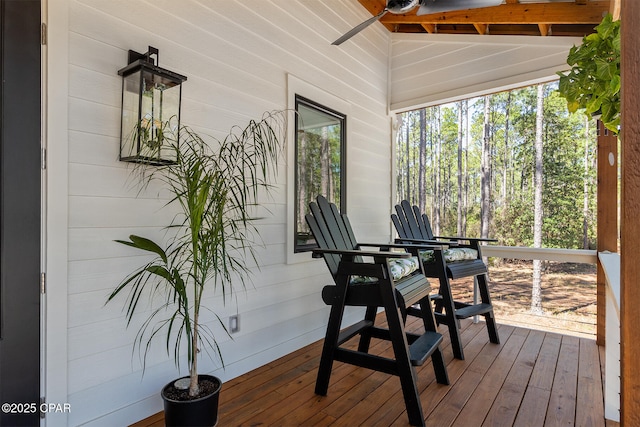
431,253,466,360
437,274,465,360
357,306,378,353
484,311,500,344
433,297,445,319
315,275,350,396
430,347,449,385
418,297,449,385
476,273,500,344
315,302,344,395
381,283,425,426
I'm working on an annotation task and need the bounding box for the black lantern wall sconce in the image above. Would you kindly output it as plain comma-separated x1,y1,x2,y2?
118,46,187,165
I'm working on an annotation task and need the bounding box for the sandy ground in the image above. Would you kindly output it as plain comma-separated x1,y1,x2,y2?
447,261,597,339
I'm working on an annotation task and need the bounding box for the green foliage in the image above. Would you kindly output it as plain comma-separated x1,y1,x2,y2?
494,196,534,246
107,112,285,397
541,91,596,247
557,13,620,134
297,126,342,210
396,83,598,251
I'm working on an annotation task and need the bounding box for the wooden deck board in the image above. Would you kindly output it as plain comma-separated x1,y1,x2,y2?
514,386,552,427
420,322,504,419
131,316,616,427
451,327,529,427
576,338,605,427
425,325,516,427
545,336,580,426
482,329,546,427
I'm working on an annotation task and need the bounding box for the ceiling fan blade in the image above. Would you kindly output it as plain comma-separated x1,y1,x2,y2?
332,9,388,45
417,0,502,15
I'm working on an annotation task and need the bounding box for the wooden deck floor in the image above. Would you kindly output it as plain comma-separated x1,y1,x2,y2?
133,315,617,427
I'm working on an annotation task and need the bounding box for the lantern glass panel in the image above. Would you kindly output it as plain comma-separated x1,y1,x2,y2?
120,68,182,164
121,71,142,161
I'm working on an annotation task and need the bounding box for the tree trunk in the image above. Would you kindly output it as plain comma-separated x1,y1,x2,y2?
298,132,307,231
419,109,427,213
396,116,403,200
481,96,491,239
321,127,330,197
531,84,545,315
503,92,511,205
405,114,411,201
457,101,464,235
190,305,200,396
463,100,469,236
583,117,590,249
430,109,436,224
433,106,441,235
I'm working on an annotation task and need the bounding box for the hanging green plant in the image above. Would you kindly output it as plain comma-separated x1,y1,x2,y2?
557,13,620,134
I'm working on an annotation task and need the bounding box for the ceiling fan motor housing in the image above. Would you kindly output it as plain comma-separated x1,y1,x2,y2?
387,0,420,14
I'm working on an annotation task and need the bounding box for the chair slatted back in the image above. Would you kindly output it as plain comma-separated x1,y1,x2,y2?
392,200,434,241
306,195,362,278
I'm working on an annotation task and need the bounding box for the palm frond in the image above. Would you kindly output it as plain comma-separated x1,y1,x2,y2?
108,111,287,396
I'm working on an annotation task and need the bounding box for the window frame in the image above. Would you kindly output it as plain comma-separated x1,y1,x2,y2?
294,94,347,253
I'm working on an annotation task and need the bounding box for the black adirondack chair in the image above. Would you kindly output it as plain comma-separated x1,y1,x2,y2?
392,200,500,360
306,195,449,427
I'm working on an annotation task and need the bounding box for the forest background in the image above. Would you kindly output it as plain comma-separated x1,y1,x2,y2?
395,81,598,252
395,81,604,320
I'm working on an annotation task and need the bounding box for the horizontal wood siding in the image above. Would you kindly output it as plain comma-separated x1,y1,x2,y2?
389,33,582,112
65,0,392,424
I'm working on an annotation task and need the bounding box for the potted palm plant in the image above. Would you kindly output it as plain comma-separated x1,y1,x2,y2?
557,13,620,134
108,112,286,426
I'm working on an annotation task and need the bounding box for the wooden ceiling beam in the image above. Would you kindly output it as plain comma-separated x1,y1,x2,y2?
610,0,621,19
421,23,437,33
538,23,551,36
474,23,489,35
357,0,385,16
379,1,610,26
356,0,395,32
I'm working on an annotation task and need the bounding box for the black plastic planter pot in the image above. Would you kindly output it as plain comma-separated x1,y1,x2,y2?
161,375,222,427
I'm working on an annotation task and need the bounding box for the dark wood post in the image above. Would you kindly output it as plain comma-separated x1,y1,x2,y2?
620,0,640,423
596,120,618,346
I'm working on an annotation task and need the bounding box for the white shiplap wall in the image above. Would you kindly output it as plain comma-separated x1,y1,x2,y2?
49,1,585,425
60,0,393,425
389,33,582,112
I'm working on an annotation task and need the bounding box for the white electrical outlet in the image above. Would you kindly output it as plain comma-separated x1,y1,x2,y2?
229,315,240,333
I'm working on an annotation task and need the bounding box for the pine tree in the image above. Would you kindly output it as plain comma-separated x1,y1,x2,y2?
531,84,545,315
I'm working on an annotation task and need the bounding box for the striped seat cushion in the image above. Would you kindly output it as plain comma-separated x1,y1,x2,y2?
419,247,478,263
350,256,420,284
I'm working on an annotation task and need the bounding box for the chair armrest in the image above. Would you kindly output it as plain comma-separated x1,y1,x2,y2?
401,243,449,251
311,248,412,260
393,238,456,248
433,235,498,243
360,242,447,251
